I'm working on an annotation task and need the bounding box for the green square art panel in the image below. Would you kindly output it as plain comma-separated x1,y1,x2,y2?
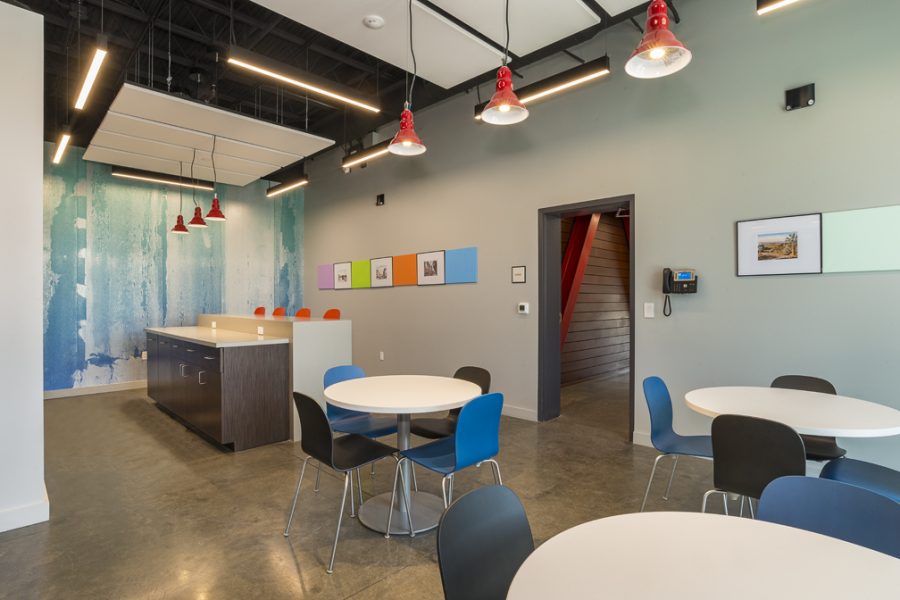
823,205,900,273
351,260,371,288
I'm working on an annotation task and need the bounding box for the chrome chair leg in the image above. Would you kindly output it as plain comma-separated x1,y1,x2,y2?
641,454,667,512
349,471,357,518
327,473,351,575
385,458,403,539
441,475,450,509
371,462,376,477
314,460,321,493
723,493,729,516
702,489,718,514
485,459,503,485
356,468,364,506
284,457,310,536
663,455,679,501
748,497,755,519
448,474,455,505
739,495,746,518
411,463,418,492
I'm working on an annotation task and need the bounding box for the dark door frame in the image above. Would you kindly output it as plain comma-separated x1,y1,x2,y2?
537,194,635,440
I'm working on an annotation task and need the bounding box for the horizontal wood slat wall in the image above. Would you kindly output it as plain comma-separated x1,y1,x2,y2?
561,215,631,385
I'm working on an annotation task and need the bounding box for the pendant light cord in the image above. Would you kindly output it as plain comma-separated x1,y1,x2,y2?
167,0,172,92
503,0,510,66
211,136,217,188
407,0,417,108
190,149,197,207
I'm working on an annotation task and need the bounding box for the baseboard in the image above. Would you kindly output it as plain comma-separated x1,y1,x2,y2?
0,484,49,533
503,404,538,422
44,379,147,400
632,431,652,448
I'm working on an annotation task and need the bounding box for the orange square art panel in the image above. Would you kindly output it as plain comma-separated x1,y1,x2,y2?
393,253,417,286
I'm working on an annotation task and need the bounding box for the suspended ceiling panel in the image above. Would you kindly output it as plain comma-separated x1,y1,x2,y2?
84,83,334,186
429,0,601,57
596,1,647,17
252,0,506,89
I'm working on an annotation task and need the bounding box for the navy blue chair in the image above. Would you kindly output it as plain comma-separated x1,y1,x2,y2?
759,476,900,558
640,376,713,512
386,392,504,537
821,458,900,503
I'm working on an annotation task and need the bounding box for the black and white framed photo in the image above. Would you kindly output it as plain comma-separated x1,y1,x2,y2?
417,250,445,285
736,213,822,276
511,265,526,283
370,256,393,288
333,261,352,289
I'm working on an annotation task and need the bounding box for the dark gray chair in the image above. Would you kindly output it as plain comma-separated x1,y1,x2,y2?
771,375,847,461
437,485,534,600
410,366,491,439
283,393,397,574
703,414,806,515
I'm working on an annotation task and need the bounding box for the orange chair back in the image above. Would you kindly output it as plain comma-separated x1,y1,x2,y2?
272,307,287,317
295,307,311,319
253,306,266,316
323,308,341,320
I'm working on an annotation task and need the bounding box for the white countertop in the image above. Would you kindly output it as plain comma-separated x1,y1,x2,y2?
146,326,290,348
201,313,349,324
325,375,481,414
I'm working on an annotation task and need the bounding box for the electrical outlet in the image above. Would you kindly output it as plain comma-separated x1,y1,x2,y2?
257,326,264,335
379,351,385,361
211,320,217,329
141,351,148,360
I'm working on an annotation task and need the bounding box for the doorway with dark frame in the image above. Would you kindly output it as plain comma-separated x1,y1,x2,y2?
538,195,635,441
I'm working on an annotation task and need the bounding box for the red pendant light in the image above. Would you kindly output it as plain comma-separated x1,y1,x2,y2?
187,206,208,228
481,65,528,125
205,193,226,221
388,103,426,156
171,214,190,235
625,0,692,79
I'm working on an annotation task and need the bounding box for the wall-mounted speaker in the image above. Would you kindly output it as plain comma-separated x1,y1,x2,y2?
785,83,815,111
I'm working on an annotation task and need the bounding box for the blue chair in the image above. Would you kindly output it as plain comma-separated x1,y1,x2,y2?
323,365,398,438
820,458,900,503
759,476,900,558
386,392,504,537
640,376,713,512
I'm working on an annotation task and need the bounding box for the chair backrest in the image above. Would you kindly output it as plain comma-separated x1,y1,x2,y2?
323,308,341,320
712,415,806,498
759,476,900,559
771,375,836,395
272,307,287,317
448,366,492,418
454,392,503,471
253,306,266,316
294,392,335,467
643,376,675,450
295,307,311,319
437,485,534,600
323,365,367,421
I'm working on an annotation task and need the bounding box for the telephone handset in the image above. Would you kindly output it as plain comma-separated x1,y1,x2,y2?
662,268,698,317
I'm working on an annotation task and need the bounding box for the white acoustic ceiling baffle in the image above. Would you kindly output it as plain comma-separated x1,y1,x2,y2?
83,83,334,187
596,0,647,16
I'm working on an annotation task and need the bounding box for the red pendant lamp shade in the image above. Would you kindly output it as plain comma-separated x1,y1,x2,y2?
481,65,528,125
188,206,208,228
625,0,692,79
171,214,189,235
205,193,226,221
388,104,426,156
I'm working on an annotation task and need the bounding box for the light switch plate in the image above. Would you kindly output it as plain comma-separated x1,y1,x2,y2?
644,302,655,318
257,326,264,335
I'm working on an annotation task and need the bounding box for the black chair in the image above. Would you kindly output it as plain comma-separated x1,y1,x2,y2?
771,375,847,461
283,393,396,574
410,366,491,439
702,415,806,515
437,485,534,600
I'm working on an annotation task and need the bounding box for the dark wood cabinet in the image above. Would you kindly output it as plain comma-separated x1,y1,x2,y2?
147,332,289,451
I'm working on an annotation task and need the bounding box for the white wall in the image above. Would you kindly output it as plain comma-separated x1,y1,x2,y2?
0,3,48,531
303,0,900,467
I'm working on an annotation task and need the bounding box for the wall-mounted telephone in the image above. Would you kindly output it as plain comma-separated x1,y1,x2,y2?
662,268,698,317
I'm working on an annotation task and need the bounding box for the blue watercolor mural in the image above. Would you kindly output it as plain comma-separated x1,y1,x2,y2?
43,143,304,391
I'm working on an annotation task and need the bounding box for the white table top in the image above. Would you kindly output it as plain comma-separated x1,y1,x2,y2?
685,386,900,438
324,375,481,415
145,326,289,348
507,512,900,600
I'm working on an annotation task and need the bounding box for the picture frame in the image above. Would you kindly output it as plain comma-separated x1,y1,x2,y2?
736,213,822,276
511,265,526,284
370,256,393,288
417,250,445,285
333,261,352,289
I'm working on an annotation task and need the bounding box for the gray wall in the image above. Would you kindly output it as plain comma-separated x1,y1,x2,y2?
304,0,900,467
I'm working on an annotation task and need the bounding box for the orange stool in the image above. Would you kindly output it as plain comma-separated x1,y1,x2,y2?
253,306,266,316
295,307,311,319
323,308,341,320
272,307,287,317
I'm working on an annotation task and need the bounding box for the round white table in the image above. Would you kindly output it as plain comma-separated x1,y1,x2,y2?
324,375,481,535
685,386,900,437
507,512,900,599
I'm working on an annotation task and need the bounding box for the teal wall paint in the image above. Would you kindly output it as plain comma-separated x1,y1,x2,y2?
43,144,304,391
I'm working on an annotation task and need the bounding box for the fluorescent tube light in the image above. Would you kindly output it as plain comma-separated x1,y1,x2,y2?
52,133,71,164
341,140,392,169
266,177,309,198
757,0,804,15
74,40,108,110
111,168,214,191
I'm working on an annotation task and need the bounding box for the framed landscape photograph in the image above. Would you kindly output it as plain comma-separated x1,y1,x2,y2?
333,261,352,289
370,256,393,288
417,250,445,285
736,214,822,276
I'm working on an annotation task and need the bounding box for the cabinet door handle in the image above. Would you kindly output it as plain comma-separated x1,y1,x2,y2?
203,355,216,361
172,344,179,349
180,363,188,377
198,371,207,385
186,348,196,353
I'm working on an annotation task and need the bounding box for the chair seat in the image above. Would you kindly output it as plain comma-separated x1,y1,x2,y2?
656,434,713,459
401,436,456,475
332,434,397,472
332,414,398,438
820,458,900,503
410,417,456,439
801,435,847,461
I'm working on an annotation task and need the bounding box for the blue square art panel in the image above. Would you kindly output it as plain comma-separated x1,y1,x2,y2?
445,247,478,284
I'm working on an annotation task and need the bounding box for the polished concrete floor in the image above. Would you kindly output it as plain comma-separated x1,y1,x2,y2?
0,375,716,599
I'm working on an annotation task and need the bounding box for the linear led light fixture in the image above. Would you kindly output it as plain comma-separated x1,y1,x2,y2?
52,133,71,164
111,168,214,191
757,0,804,15
341,140,392,170
74,36,108,110
266,176,309,198
227,47,381,114
475,56,611,120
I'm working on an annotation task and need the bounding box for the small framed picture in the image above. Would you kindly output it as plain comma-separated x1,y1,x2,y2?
736,213,822,276
417,250,445,285
511,265,526,284
333,262,352,289
371,256,393,288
